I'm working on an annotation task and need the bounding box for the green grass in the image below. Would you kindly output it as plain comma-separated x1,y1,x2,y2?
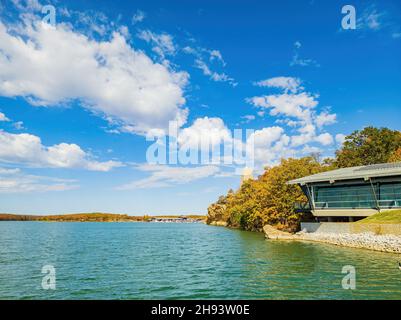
357,210,401,224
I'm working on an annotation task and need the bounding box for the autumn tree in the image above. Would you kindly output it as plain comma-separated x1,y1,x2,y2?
335,127,401,168
207,157,326,232
257,157,325,232
389,148,401,163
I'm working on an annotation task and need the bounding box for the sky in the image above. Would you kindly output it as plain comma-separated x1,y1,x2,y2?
0,0,400,215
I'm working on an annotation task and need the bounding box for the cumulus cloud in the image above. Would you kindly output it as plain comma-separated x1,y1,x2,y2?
117,164,221,189
315,111,337,128
0,130,123,171
315,132,334,146
0,19,188,135
177,117,232,150
248,92,318,123
248,76,341,155
248,127,291,164
177,117,293,167
0,167,78,193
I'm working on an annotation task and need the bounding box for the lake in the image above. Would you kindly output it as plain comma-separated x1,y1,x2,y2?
0,222,400,299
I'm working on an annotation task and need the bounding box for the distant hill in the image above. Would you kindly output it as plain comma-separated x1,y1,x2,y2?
0,213,206,222
0,214,42,221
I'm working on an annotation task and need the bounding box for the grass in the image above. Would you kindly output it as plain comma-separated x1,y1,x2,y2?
357,210,401,224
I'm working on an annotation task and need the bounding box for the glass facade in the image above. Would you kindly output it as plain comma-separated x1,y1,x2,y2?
313,182,401,209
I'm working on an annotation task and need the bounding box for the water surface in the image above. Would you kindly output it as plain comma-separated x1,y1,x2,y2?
0,222,400,299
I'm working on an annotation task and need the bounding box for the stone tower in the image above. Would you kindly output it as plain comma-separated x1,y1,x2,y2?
240,167,253,186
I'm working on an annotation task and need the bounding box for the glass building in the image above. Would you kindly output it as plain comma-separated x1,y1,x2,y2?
288,162,401,222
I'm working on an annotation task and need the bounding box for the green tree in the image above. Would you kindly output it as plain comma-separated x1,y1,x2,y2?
335,127,401,168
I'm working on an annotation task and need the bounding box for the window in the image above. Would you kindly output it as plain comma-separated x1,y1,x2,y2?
314,182,401,209
379,182,401,208
314,184,377,209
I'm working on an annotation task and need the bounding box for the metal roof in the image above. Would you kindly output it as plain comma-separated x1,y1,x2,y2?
288,162,401,185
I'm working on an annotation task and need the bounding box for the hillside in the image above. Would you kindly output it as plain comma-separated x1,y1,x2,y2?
357,210,401,224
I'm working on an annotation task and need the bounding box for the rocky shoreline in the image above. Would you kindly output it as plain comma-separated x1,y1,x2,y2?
263,225,401,254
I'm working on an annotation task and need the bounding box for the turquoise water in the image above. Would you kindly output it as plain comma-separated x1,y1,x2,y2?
0,222,400,299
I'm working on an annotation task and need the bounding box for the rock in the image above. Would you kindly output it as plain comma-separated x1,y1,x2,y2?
263,224,401,253
263,225,297,240
209,220,228,227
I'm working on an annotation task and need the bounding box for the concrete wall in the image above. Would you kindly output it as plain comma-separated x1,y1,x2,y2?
301,222,351,234
300,222,401,236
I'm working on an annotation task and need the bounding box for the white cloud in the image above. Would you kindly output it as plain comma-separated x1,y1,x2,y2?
315,111,337,127
0,167,78,193
248,77,339,155
0,111,10,122
209,49,225,65
10,0,41,12
132,10,146,24
181,41,234,86
314,133,334,146
251,126,285,148
335,133,346,145
248,92,318,123
178,117,232,150
249,127,291,165
254,76,302,93
0,19,188,135
354,5,400,39
194,59,236,86
117,164,221,189
0,130,123,171
301,145,322,154
240,115,256,123
138,29,176,58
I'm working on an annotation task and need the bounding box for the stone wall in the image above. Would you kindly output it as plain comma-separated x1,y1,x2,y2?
300,222,401,236
264,224,401,253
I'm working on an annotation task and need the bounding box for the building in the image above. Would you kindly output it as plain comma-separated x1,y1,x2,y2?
288,162,401,222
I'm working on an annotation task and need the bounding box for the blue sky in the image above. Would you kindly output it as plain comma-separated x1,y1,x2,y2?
0,0,400,215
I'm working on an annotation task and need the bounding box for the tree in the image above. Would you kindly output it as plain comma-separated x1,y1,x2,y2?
207,157,326,232
257,157,325,232
389,148,401,163
335,127,401,168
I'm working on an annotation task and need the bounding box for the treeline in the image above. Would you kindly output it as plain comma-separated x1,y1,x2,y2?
0,213,145,222
0,214,42,221
207,127,401,232
39,213,145,222
0,213,206,222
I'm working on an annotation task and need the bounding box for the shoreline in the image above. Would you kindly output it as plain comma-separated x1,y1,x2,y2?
263,225,401,254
